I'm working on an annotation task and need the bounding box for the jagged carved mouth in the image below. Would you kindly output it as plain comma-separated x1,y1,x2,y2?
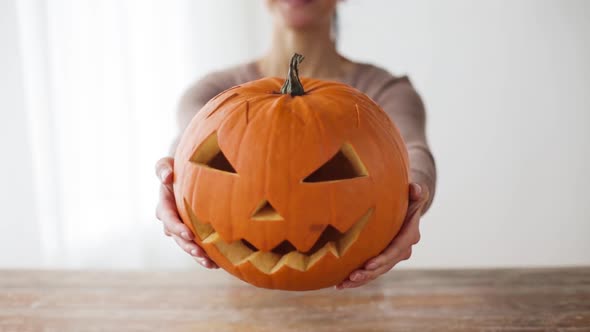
184,199,372,274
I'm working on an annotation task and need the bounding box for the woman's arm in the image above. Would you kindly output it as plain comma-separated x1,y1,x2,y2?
169,73,228,155
155,72,232,268
376,77,436,213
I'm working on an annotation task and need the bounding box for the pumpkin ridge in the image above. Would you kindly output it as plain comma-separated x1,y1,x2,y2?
207,92,239,119
287,97,307,125
264,96,286,195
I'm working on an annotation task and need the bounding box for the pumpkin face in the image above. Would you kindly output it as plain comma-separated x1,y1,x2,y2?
174,56,409,290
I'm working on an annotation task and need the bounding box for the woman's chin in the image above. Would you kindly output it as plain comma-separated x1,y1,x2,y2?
272,0,334,30
285,18,316,30
280,0,315,7
280,11,320,29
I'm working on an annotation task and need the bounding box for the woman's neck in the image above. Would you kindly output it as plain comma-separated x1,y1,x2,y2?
258,23,351,81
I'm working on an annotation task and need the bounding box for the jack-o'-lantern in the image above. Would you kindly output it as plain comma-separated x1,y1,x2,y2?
174,54,409,290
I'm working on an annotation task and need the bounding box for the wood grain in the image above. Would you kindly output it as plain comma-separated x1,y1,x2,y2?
0,268,588,332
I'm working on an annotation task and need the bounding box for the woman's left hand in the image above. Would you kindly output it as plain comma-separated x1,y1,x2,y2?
336,183,429,290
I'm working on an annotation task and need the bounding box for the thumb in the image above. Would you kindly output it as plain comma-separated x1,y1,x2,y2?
409,183,422,201
155,157,174,185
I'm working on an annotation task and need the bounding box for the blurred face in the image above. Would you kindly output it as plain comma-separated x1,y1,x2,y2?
266,0,338,30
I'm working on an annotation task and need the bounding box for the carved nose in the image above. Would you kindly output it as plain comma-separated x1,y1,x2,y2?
252,199,284,221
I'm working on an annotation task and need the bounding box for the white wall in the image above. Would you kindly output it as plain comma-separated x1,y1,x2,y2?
0,0,41,267
1,0,588,270
336,0,590,267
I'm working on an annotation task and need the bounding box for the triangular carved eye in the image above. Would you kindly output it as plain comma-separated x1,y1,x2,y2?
190,132,237,174
303,143,368,183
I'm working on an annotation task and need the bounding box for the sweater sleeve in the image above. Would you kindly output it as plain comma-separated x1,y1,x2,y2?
170,69,246,154
176,72,230,133
373,77,437,212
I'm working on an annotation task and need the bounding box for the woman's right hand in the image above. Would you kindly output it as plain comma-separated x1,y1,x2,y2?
155,157,218,269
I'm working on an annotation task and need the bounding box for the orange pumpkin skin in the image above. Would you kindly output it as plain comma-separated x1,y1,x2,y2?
174,74,409,291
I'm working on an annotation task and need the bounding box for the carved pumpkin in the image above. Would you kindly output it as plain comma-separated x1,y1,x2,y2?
174,54,409,290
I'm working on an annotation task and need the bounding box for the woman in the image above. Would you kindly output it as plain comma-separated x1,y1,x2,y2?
155,0,436,289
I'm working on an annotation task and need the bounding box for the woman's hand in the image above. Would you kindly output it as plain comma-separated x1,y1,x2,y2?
336,183,429,290
155,157,218,269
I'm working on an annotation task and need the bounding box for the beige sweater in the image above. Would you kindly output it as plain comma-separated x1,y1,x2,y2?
177,61,436,211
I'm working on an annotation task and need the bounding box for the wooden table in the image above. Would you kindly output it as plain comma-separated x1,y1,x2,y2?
1,268,589,331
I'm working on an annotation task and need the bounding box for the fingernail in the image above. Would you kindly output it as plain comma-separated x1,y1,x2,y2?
181,232,191,240
190,249,198,256
351,272,364,282
366,262,378,270
160,168,171,182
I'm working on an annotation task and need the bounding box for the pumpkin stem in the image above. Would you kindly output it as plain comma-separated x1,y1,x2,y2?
280,53,305,96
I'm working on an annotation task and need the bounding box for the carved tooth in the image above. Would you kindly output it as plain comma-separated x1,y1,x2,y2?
270,255,289,274
336,208,373,256
207,236,254,264
237,252,257,265
194,223,214,241
202,232,219,244
243,251,281,274
308,242,339,269
183,199,214,240
270,252,309,273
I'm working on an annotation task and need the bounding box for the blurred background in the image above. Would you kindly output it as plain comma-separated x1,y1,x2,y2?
1,0,589,276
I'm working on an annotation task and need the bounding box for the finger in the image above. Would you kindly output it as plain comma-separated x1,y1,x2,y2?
369,247,412,277
163,225,172,237
409,183,422,201
402,211,422,246
158,182,178,214
364,232,416,270
337,278,372,289
392,203,422,244
336,272,361,289
351,254,406,283
156,204,194,240
155,157,174,185
364,194,423,270
364,242,406,270
172,234,207,258
348,268,366,282
156,186,194,240
193,257,219,269
335,279,357,289
335,269,377,289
